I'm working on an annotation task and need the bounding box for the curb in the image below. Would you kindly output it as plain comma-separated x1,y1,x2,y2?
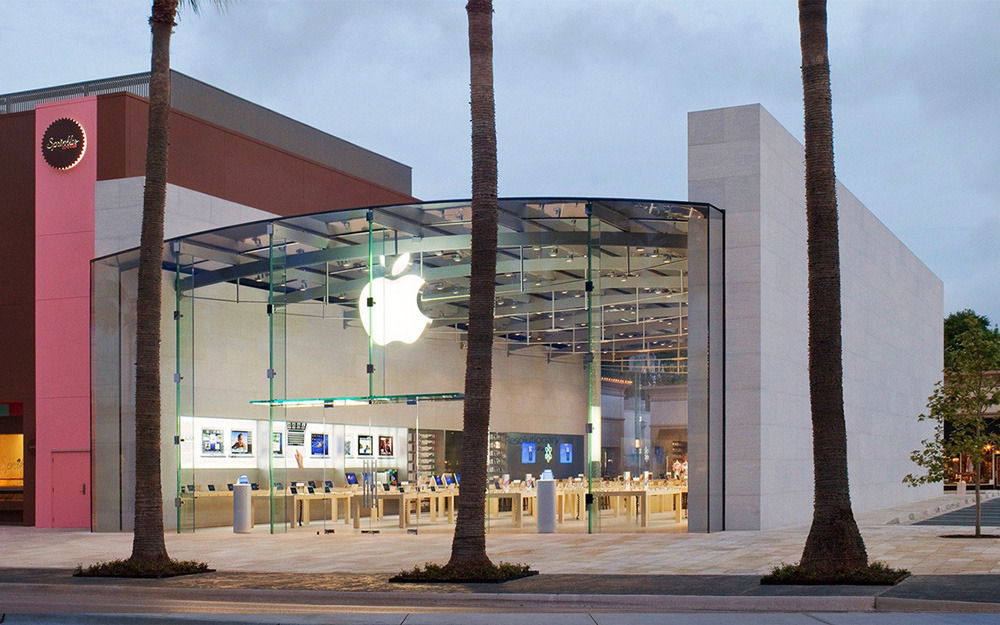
875,596,1000,613
5,581,1000,615
0,582,879,613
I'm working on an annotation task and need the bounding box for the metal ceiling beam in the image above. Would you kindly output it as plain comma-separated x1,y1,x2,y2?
181,230,688,291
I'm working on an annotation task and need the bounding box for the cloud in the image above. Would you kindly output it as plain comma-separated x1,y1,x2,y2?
2,0,996,322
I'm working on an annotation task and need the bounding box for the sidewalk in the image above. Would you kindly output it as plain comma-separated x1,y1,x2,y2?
3,493,999,576
1,493,999,617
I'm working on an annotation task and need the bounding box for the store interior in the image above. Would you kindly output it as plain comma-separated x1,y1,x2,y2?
91,198,724,534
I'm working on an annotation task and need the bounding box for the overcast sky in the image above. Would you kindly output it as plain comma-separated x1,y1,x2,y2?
3,0,997,323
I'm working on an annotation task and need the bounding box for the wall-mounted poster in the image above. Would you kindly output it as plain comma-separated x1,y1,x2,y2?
559,443,573,464
272,432,283,456
521,441,536,464
201,428,224,456
378,435,394,457
358,435,373,456
311,433,329,457
344,439,352,456
230,430,252,455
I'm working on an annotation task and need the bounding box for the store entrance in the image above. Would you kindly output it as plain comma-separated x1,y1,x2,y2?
0,407,25,525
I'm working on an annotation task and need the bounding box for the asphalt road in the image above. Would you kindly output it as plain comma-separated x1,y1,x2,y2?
3,612,1000,625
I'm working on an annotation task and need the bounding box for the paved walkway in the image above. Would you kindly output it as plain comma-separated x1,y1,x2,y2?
3,493,1000,618
916,494,1000,528
3,493,1000,576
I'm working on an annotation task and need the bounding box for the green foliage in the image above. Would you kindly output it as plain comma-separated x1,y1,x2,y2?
389,561,537,583
944,310,999,370
761,561,909,585
905,317,1000,488
74,558,213,578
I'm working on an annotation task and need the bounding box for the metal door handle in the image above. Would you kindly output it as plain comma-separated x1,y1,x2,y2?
82,483,86,495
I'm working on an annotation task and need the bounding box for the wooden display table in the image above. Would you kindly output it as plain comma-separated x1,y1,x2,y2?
291,490,354,526
486,491,523,527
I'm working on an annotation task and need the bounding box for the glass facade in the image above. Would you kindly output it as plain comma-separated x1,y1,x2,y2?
91,198,724,534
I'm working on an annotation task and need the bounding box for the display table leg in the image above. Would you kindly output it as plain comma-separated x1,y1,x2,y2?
430,495,438,522
675,493,682,523
352,496,360,529
447,495,455,523
513,494,522,528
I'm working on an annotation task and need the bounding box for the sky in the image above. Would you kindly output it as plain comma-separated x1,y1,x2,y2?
3,0,998,323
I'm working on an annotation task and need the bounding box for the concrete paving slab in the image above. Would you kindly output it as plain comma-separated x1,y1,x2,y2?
6,494,1000,577
594,616,852,625
814,615,1000,624
403,614,597,625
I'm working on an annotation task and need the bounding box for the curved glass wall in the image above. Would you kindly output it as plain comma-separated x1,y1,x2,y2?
91,198,724,534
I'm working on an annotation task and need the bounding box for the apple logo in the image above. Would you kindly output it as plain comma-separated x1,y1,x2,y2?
358,253,431,345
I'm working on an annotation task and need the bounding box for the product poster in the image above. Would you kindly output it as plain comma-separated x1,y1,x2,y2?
378,435,394,457
272,432,283,456
559,442,573,464
201,428,224,456
521,441,536,464
230,430,252,455
358,435,373,456
311,433,329,457
344,439,353,456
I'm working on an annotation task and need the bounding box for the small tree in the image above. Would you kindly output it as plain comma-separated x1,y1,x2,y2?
906,320,1000,536
945,310,994,370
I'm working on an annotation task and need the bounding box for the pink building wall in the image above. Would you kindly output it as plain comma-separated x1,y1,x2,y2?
34,97,97,528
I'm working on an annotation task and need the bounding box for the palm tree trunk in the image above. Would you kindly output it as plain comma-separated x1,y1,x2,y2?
448,0,498,572
130,0,178,564
797,0,868,575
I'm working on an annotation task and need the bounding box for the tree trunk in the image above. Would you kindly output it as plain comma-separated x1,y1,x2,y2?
130,0,178,565
974,460,982,537
797,0,868,575
448,0,498,572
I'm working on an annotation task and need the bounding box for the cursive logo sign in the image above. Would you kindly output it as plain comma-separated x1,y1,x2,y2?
41,118,86,170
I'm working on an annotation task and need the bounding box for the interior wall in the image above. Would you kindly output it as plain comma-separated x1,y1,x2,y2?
689,104,941,530
183,281,588,436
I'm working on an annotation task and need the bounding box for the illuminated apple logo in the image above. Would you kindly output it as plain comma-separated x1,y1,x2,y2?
358,253,431,345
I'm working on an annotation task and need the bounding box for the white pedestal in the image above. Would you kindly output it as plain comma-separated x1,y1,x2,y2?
537,479,556,534
233,484,252,533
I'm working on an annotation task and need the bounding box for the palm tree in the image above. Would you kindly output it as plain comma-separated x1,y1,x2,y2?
131,0,220,566
797,0,868,575
447,0,498,573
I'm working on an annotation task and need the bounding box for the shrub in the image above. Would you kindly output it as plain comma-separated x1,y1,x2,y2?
761,561,909,585
390,561,537,583
75,558,214,579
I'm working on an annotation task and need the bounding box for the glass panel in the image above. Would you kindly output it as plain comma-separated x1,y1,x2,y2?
268,227,289,532
175,242,196,533
116,198,721,536
91,256,122,531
